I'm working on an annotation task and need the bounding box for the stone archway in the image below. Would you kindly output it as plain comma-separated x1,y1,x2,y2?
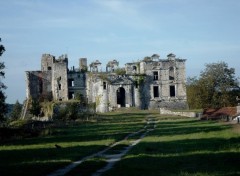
117,87,125,107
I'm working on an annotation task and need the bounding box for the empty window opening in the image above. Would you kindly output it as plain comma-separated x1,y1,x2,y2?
153,86,159,98
103,82,107,90
68,79,74,87
58,84,61,90
153,71,158,80
133,66,137,71
170,85,175,97
135,81,138,88
68,92,75,99
48,66,52,70
169,67,174,80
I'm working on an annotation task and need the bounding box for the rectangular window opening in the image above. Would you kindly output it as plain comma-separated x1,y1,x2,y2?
153,86,159,98
170,85,175,97
135,81,138,88
68,79,74,87
58,84,61,90
103,82,107,90
48,66,52,70
68,92,75,99
169,67,174,80
153,71,158,80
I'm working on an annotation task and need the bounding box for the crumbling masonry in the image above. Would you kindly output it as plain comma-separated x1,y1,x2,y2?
25,53,187,113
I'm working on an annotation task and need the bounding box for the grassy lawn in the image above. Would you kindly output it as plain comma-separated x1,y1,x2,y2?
1,109,240,176
104,115,240,176
0,109,148,176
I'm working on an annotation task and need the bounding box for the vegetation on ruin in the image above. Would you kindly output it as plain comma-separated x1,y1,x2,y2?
187,61,240,109
1,109,240,176
114,68,126,75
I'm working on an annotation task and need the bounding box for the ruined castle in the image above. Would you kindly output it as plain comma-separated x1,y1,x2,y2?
25,53,187,113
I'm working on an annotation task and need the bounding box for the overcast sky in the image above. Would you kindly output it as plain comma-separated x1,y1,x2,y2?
1,0,240,104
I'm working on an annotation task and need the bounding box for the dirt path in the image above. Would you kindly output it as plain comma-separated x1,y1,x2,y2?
47,116,157,176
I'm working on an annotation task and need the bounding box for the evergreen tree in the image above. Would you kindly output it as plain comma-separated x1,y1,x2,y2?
29,98,41,117
11,100,22,120
0,38,7,121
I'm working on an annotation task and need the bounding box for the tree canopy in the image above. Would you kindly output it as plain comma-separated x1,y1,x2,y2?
11,100,22,120
0,38,7,121
187,61,239,109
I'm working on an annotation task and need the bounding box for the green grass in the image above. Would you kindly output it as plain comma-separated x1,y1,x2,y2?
65,157,107,176
1,109,240,176
103,115,240,176
0,109,148,176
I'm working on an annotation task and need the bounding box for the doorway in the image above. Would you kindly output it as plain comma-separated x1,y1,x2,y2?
117,87,125,107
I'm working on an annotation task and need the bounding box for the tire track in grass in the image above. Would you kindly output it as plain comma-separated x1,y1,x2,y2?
47,116,157,176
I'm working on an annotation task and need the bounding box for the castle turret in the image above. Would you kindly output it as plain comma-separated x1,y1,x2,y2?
151,54,160,61
90,60,102,72
167,53,176,60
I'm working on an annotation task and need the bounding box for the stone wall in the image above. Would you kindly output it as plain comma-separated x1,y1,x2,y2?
68,72,87,99
160,108,196,117
52,57,68,101
237,106,240,114
25,71,42,99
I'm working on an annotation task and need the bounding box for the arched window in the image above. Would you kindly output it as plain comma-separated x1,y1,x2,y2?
133,66,137,71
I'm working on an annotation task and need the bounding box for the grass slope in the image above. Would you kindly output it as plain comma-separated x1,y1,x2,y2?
104,115,240,176
0,109,147,176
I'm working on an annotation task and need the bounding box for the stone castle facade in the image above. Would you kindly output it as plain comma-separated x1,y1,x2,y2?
25,53,187,112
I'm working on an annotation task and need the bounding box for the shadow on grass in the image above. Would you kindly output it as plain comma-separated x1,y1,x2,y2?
0,144,106,176
150,120,231,137
130,137,240,155
103,119,239,176
65,157,107,176
0,122,144,146
104,152,240,176
0,111,149,176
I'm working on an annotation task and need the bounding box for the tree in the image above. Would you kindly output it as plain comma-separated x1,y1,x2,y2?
187,62,239,109
186,77,202,109
11,100,22,120
0,38,7,121
29,98,41,117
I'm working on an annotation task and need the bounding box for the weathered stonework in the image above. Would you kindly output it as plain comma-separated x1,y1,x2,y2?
25,53,187,113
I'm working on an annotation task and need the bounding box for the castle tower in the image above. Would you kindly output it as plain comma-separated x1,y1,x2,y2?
79,58,87,72
52,54,69,101
41,54,55,71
